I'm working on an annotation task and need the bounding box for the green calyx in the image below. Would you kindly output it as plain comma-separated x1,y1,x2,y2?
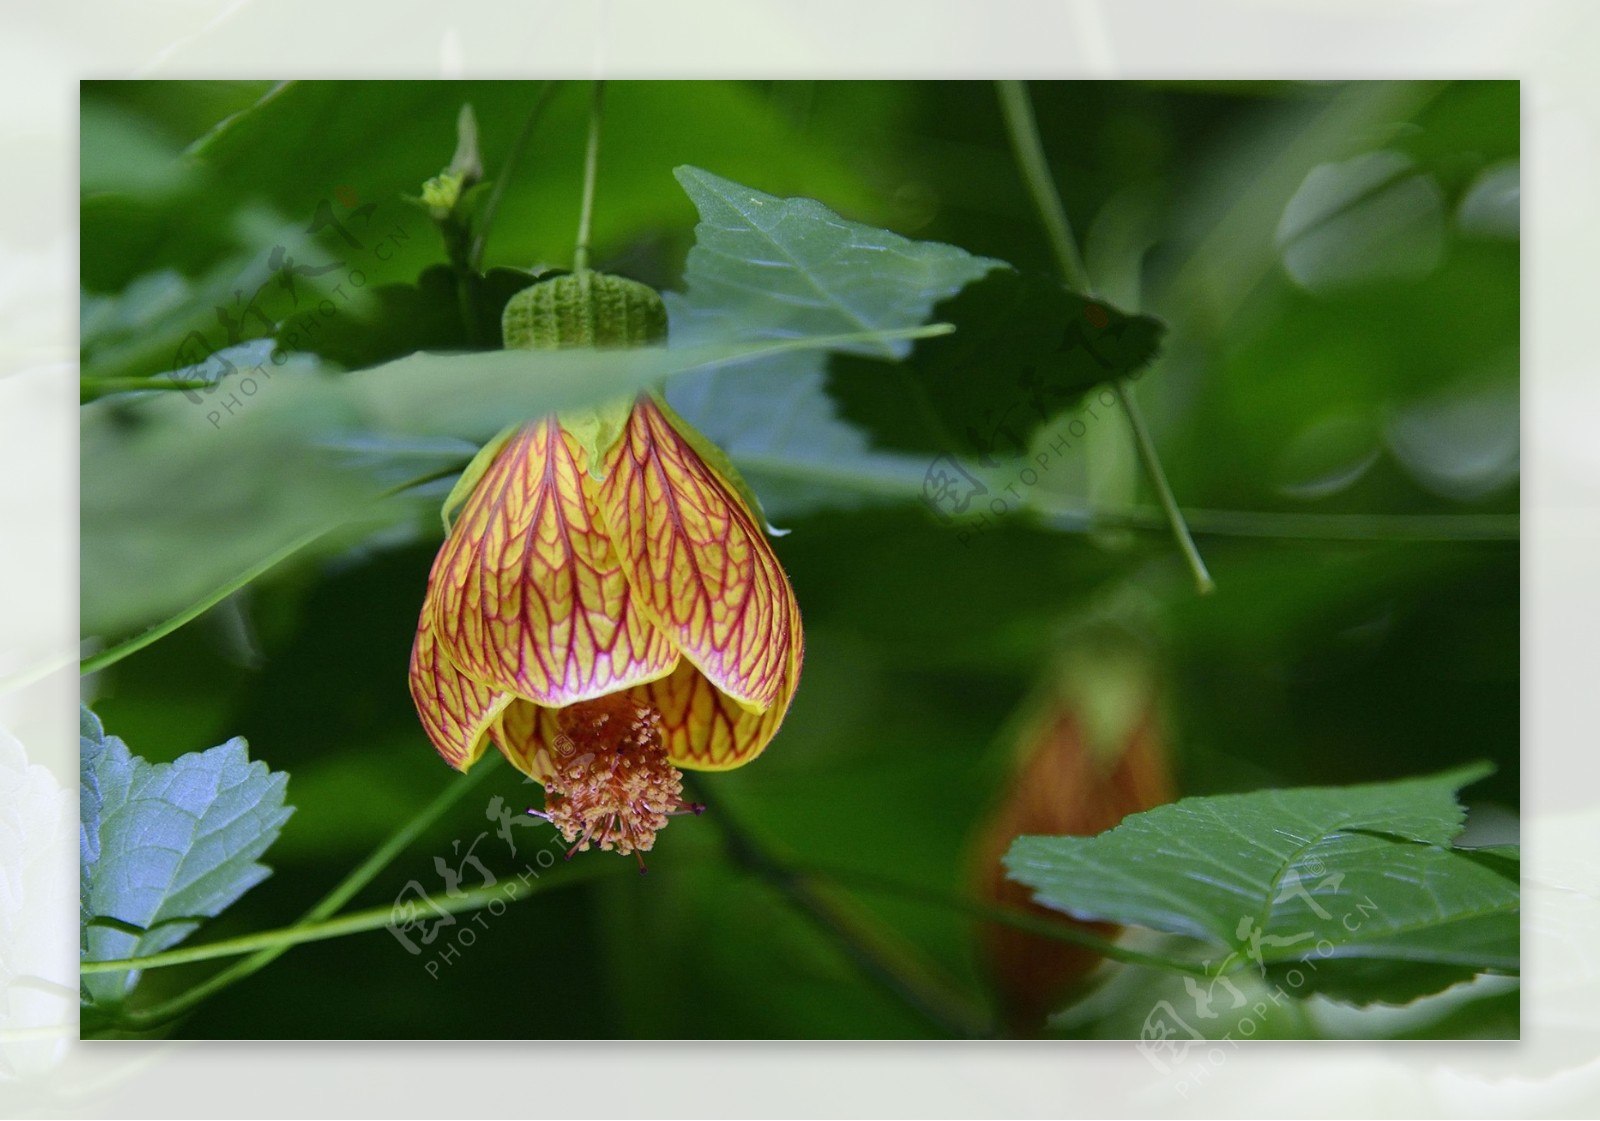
501,271,669,351
498,271,669,480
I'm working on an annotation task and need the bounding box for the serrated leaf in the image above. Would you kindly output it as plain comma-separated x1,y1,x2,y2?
665,165,1001,520
79,706,292,1008
78,708,106,945
1004,765,1518,1006
671,164,1000,356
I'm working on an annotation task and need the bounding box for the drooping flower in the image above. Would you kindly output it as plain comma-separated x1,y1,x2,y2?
409,273,803,860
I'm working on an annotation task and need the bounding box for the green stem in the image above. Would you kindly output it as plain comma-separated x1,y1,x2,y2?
80,463,465,676
1115,381,1215,593
572,80,605,274
469,80,559,273
997,79,1215,596
110,756,502,1028
81,377,213,402
80,523,333,676
996,80,1091,293
83,857,611,977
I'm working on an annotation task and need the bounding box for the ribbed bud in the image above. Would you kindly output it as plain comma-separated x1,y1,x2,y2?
501,272,669,351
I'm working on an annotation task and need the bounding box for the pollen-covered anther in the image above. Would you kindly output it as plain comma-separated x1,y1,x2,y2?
540,694,702,858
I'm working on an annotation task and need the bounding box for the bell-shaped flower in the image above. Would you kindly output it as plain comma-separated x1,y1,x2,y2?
410,273,803,860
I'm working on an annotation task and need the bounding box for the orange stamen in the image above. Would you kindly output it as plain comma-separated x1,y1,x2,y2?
535,694,703,860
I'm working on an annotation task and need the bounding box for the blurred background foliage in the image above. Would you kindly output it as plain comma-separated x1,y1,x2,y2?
79,80,1517,1039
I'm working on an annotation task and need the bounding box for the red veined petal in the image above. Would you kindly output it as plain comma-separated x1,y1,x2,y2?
489,698,563,783
635,617,802,771
597,399,797,713
431,418,679,707
409,606,512,771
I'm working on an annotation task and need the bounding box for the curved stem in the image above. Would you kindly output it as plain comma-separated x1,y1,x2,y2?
81,377,212,402
996,80,1091,293
795,859,1212,978
79,523,334,676
572,80,605,274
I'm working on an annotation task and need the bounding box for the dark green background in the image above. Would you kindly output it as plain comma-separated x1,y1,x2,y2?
80,80,1518,1038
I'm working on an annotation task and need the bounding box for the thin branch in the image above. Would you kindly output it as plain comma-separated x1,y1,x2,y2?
1115,381,1215,593
996,79,1215,595
996,80,1091,293
572,80,605,274
1064,505,1519,543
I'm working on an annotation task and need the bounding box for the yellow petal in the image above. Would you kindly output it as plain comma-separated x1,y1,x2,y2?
409,604,512,771
430,418,679,707
489,698,563,782
637,609,803,772
598,399,799,713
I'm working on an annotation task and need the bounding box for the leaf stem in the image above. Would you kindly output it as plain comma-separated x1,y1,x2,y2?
469,80,559,273
1054,504,1520,543
572,80,605,275
108,756,502,1028
79,524,333,676
996,79,1215,595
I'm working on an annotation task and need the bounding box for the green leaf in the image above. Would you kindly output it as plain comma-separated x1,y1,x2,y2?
671,165,1001,356
664,356,933,523
1004,764,1517,1006
665,166,1001,520
825,267,1166,459
663,169,1162,523
81,327,944,644
79,706,292,1008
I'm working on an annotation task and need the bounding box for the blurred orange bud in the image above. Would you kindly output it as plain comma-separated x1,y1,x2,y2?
969,650,1174,1035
